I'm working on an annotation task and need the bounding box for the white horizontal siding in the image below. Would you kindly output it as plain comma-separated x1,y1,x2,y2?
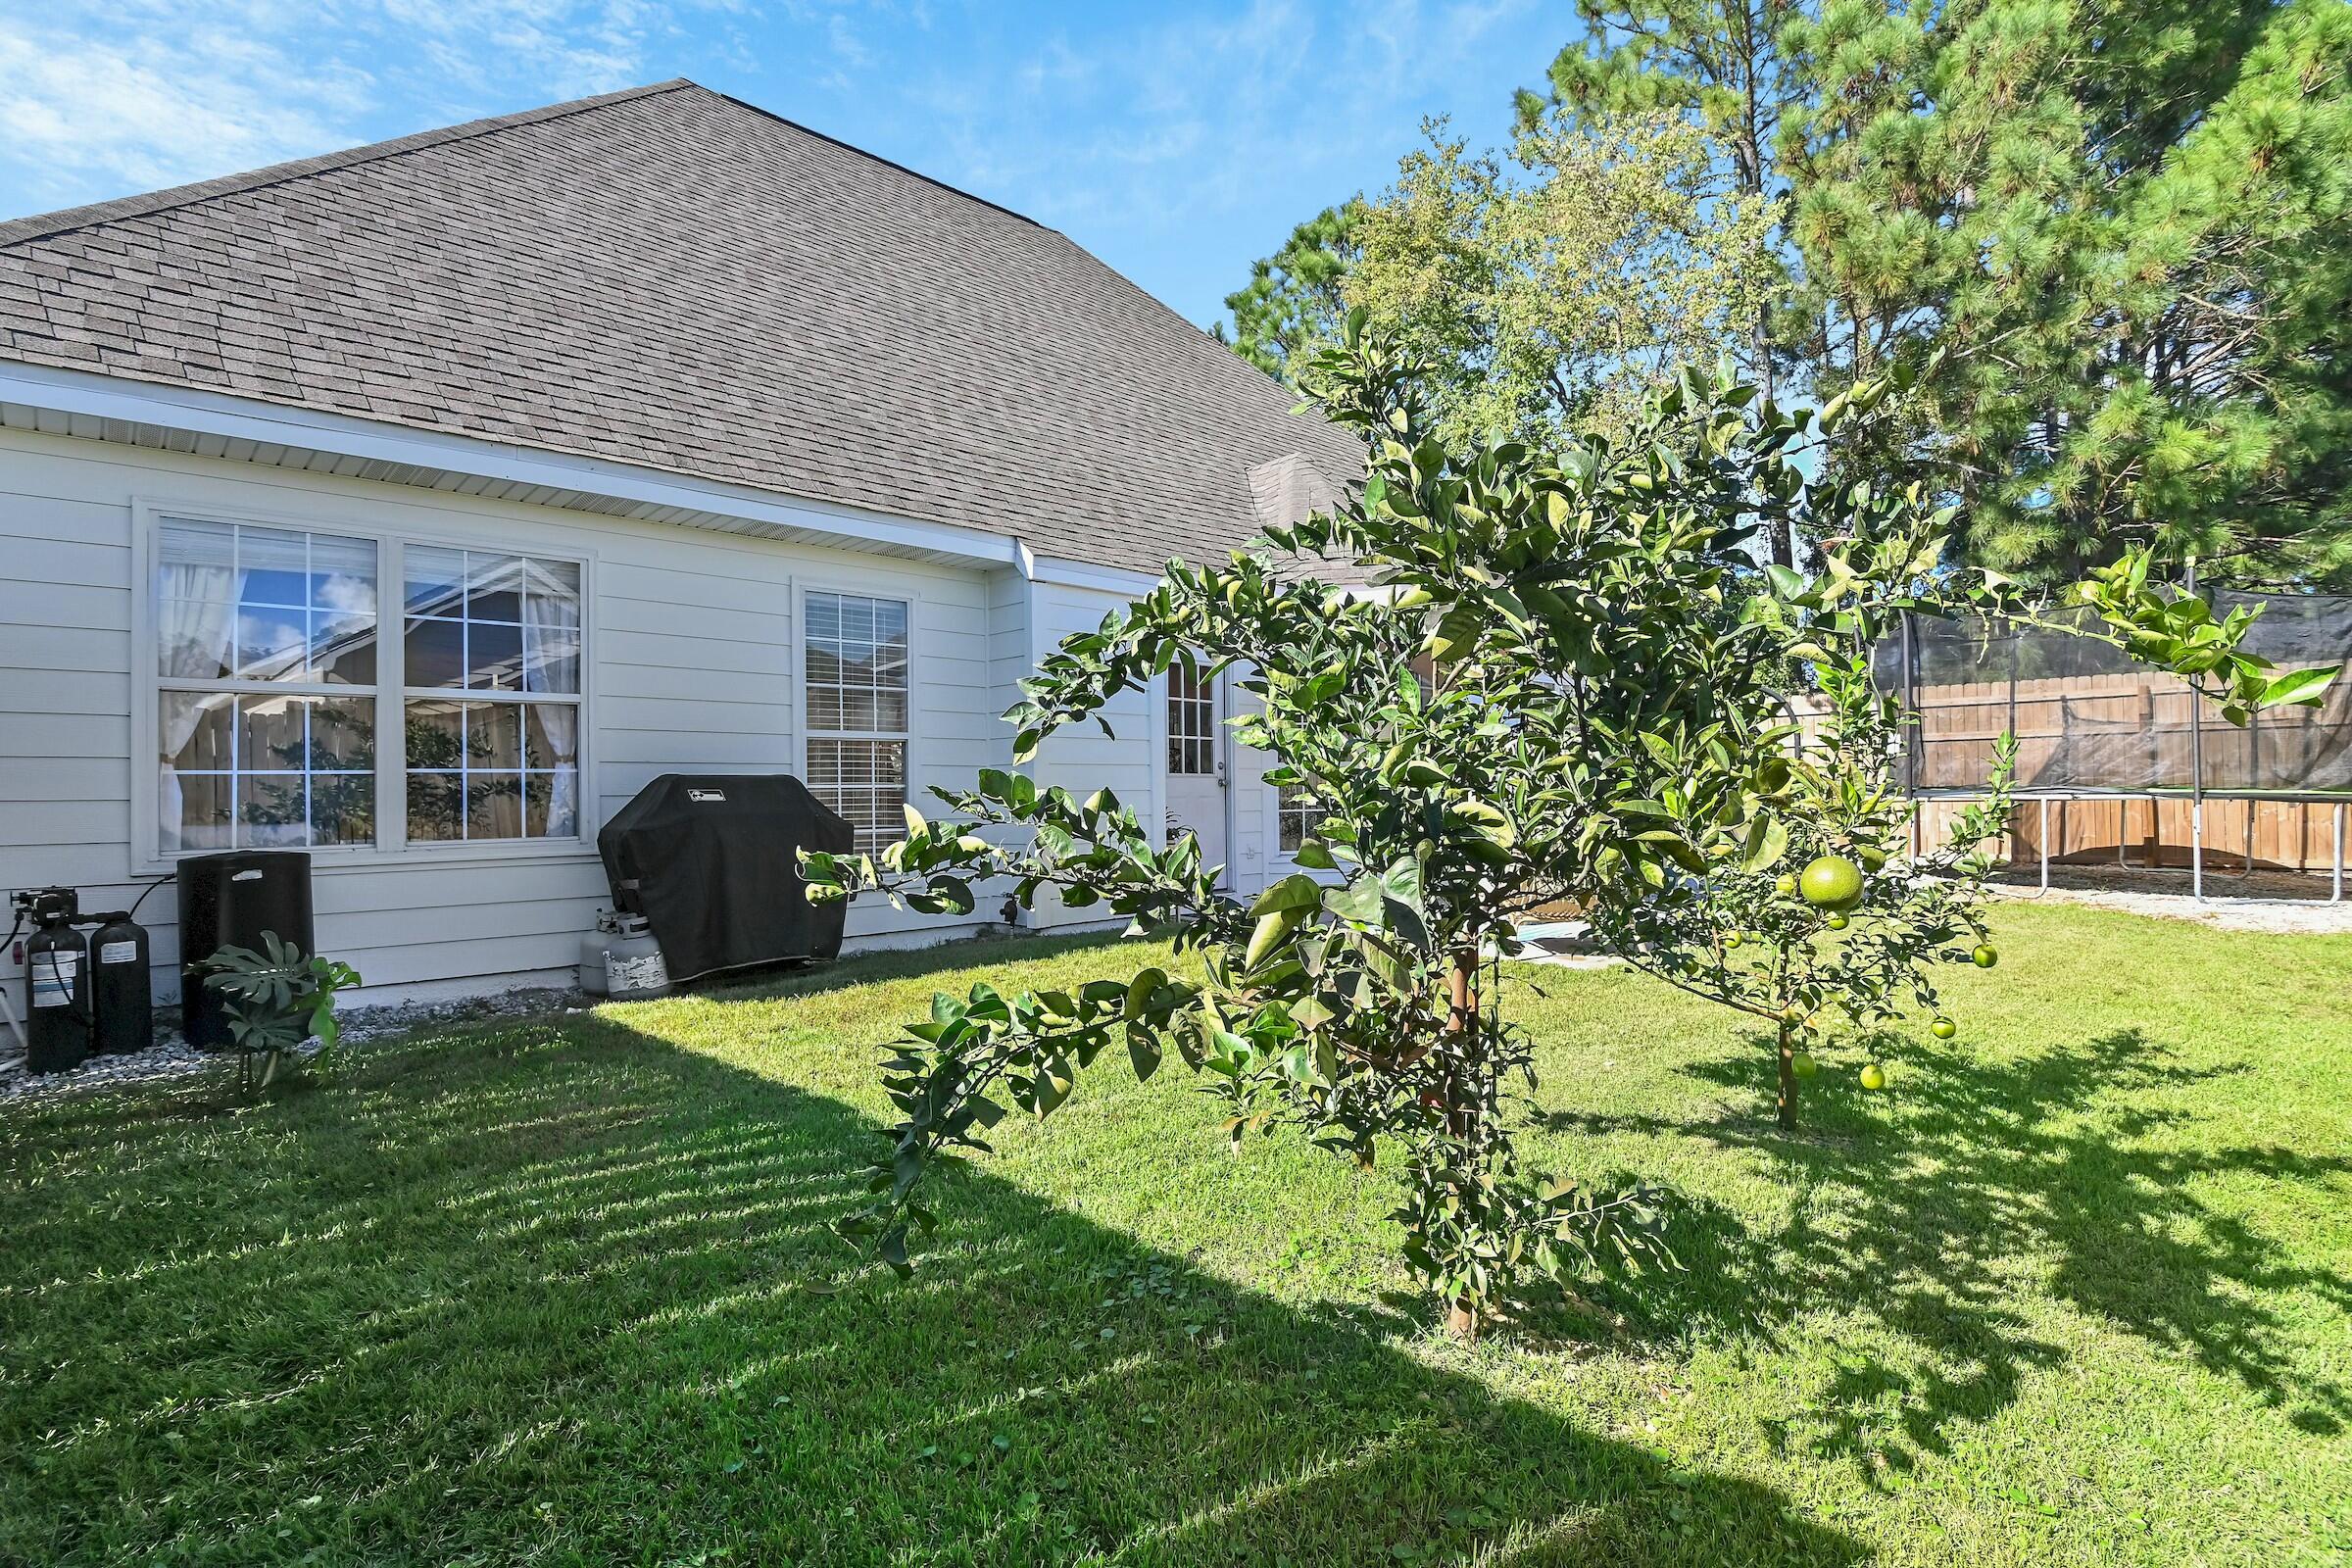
3,713,129,758
0,668,133,714
0,624,125,673
0,535,130,590
1016,577,1163,930
598,626,794,675
0,758,127,802
0,424,1050,1009
0,799,129,847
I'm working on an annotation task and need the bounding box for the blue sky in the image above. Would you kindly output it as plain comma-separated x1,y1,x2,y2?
0,1,1574,330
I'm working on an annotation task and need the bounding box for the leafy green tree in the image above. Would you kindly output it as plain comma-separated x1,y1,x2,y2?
1216,108,1779,459
1542,0,2352,586
1345,108,1777,454
804,321,2317,1336
1538,0,1804,415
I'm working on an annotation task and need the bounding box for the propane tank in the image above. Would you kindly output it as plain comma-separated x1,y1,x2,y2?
24,915,90,1073
577,909,618,998
601,913,670,1001
87,914,153,1055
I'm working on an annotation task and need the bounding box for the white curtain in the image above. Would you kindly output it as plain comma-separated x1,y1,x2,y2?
157,560,237,852
523,560,581,696
531,705,579,838
522,560,582,838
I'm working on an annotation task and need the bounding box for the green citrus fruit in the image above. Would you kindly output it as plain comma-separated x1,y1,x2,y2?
1859,1062,1887,1091
1799,855,1865,911
1931,1016,1957,1040
1972,944,1998,968
1826,912,1850,931
1790,1050,1818,1080
1725,931,1743,949
1775,873,1798,897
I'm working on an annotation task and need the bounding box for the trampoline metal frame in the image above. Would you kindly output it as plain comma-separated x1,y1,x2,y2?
1905,790,2349,904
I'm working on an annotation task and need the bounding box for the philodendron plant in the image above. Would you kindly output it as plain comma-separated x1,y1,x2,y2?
803,314,2333,1337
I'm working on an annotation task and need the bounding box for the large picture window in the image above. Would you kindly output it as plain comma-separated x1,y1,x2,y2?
150,514,585,859
156,518,379,853
402,549,581,843
805,590,909,856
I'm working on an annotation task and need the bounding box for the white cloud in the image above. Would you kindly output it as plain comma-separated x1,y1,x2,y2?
825,12,870,67
0,0,729,216
0,9,367,201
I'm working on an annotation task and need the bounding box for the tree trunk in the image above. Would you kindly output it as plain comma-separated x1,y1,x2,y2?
1446,1298,1480,1342
1445,946,1480,1141
1758,311,1791,569
1445,946,1485,1342
1446,947,1478,1034
1776,1016,1798,1131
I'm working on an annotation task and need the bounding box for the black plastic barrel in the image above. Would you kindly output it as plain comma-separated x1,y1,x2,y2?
177,851,314,1051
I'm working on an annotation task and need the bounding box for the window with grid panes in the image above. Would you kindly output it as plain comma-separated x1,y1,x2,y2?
1278,787,1326,854
153,522,586,857
401,548,583,843
1168,662,1215,774
804,591,909,855
154,518,381,854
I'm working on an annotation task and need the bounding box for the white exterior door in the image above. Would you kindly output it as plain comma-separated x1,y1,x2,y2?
1165,662,1227,880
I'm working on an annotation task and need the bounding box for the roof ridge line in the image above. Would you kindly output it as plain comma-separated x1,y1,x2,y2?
0,79,699,251
703,89,1049,230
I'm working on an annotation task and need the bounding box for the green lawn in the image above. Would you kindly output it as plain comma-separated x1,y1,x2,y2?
2,903,2346,1566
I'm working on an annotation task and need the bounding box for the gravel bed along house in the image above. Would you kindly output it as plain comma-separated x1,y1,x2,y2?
0,984,585,1104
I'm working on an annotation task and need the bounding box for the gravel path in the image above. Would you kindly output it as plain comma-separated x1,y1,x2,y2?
1986,863,2351,934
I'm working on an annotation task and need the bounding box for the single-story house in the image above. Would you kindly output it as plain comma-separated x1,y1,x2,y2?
0,79,1361,1005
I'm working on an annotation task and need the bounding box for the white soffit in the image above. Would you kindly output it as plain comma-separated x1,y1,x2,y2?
0,361,1025,571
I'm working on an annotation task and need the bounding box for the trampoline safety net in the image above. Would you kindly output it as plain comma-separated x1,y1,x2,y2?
1873,592,2352,798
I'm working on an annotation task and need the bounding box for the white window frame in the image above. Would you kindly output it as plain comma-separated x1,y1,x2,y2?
1276,784,1326,858
792,578,918,858
1167,660,1217,776
130,498,598,876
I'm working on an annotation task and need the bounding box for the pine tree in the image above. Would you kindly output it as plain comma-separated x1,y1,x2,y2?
1542,0,2352,587
1216,203,1360,383
1538,0,1806,402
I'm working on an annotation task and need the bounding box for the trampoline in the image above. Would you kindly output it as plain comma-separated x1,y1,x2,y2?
1872,588,2352,902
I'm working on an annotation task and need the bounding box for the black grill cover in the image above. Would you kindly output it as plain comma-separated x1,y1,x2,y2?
597,774,853,984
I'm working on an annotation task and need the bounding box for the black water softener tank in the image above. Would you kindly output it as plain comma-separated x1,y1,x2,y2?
177,851,314,1051
88,913,154,1055
24,913,90,1073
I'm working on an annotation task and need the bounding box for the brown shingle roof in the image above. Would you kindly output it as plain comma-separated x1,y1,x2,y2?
0,80,1360,574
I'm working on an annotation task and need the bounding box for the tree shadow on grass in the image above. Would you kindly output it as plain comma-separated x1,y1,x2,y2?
1550,1026,2352,1482
0,1005,1861,1566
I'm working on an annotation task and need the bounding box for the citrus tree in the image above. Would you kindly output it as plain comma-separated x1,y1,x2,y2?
803,317,2328,1336
1582,545,2333,1130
